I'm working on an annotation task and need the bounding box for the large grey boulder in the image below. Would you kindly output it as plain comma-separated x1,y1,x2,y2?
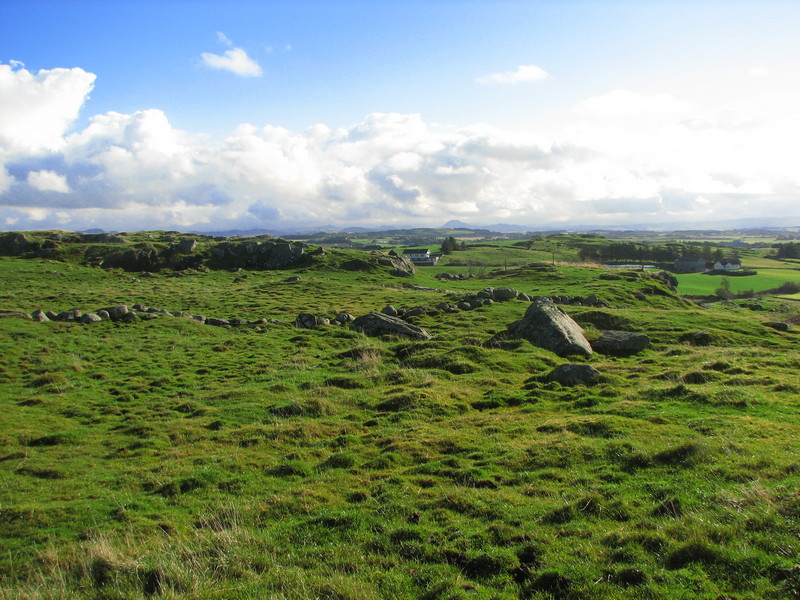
350,312,431,341
545,364,601,386
495,298,592,357
31,309,50,322
591,330,650,355
80,313,102,324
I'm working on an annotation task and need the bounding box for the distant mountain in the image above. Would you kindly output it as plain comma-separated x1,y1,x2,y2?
442,219,474,229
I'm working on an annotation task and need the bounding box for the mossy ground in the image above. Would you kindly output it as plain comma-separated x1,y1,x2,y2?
1,243,799,599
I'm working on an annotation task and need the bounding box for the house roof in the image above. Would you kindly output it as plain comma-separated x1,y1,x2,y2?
718,258,741,265
402,249,429,255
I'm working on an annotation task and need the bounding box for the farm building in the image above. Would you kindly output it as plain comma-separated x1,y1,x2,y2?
402,248,440,266
673,256,707,273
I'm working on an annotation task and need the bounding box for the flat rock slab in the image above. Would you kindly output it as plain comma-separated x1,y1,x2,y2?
591,330,650,355
351,312,431,341
500,298,592,357
546,363,601,386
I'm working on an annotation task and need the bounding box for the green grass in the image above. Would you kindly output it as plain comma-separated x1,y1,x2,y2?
675,267,800,296
1,234,799,599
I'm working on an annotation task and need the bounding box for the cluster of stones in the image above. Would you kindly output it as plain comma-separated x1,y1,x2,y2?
434,272,472,281
29,304,268,328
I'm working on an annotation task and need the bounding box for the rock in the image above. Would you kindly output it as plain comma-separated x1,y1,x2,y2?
493,287,519,300
545,364,601,386
350,312,432,341
687,330,712,346
335,312,355,324
0,232,32,255
765,321,791,331
31,309,50,322
120,312,140,323
283,276,301,283
206,317,230,327
437,302,457,312
140,272,156,278
654,271,678,291
294,313,327,329
80,313,102,324
591,330,651,355
457,301,472,311
518,292,532,301
404,306,429,318
176,238,197,253
381,305,399,317
192,315,206,323
389,268,414,277
133,304,148,312
599,273,621,280
264,242,304,269
495,298,592,357
55,309,81,322
97,310,111,320
102,305,129,321
45,310,58,321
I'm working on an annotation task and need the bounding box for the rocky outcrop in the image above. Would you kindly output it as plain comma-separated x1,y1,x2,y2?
591,330,651,355
493,298,592,357
350,312,432,341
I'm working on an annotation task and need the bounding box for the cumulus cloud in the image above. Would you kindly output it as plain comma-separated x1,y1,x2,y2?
201,42,262,77
27,170,71,193
1,61,798,232
476,64,550,85
0,62,96,153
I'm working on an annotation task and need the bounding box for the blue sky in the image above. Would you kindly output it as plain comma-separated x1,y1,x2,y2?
1,0,799,232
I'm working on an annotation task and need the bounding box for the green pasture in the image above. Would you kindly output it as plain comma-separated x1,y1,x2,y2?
1,234,800,599
675,267,800,296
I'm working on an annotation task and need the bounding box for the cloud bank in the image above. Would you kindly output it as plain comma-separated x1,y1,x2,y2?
1,62,798,232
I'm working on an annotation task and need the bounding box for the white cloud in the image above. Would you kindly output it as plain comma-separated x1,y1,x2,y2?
0,63,95,153
27,170,71,193
201,47,262,77
476,64,550,85
216,31,233,47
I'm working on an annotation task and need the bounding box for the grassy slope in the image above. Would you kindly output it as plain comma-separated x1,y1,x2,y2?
1,250,799,600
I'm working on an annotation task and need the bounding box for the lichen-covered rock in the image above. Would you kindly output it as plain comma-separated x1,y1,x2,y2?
494,298,592,357
351,312,431,341
31,309,50,322
80,313,102,324
765,321,791,331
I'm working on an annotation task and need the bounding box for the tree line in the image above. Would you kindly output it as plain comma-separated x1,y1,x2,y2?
577,242,729,264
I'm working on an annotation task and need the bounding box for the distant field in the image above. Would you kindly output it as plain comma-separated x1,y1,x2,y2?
676,267,800,296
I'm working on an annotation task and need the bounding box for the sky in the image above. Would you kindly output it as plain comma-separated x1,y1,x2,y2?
1,0,799,233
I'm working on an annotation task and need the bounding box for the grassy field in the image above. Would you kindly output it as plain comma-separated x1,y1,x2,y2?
675,267,800,297
1,236,799,599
